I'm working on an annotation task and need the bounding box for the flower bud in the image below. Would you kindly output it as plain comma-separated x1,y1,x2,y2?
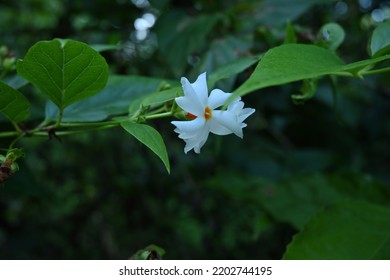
3,57,16,71
10,162,19,173
0,46,8,57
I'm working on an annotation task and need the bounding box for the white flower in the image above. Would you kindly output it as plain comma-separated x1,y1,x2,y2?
171,72,255,154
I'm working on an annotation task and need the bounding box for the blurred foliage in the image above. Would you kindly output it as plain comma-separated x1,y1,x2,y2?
1,0,390,259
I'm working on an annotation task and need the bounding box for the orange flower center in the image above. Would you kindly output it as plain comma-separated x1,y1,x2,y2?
204,107,212,121
186,107,212,121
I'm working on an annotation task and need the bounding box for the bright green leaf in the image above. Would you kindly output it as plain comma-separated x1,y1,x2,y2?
370,20,390,57
121,122,170,173
234,44,390,98
318,22,345,51
283,201,390,259
17,39,108,110
234,44,345,97
0,80,30,122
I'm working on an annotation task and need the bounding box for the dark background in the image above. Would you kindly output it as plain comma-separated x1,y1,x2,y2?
1,0,390,259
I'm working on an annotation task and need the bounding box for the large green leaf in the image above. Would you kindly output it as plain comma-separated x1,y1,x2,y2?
121,122,170,174
0,80,30,122
234,44,344,96
45,75,174,122
234,44,390,97
370,20,390,57
283,201,390,259
17,39,108,110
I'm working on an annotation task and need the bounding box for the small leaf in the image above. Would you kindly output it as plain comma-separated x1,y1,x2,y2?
318,22,345,51
121,122,170,173
130,244,166,260
370,20,390,57
0,80,30,122
17,39,108,110
283,201,390,259
284,21,297,44
291,79,318,104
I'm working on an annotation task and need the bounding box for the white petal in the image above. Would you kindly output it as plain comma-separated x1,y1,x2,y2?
238,108,255,122
208,118,233,135
211,110,243,138
171,118,206,139
175,96,204,117
227,99,244,112
208,89,232,109
190,72,208,106
182,123,210,154
179,77,205,115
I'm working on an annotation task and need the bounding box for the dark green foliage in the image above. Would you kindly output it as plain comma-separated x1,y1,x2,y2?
1,0,390,260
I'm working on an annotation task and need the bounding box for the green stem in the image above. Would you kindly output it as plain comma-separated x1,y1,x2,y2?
59,120,122,128
32,125,118,136
11,121,22,134
363,66,390,76
331,71,355,78
0,131,19,138
55,109,63,127
9,133,25,149
144,111,173,120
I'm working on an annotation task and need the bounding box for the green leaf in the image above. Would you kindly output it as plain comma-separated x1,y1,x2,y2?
234,44,345,96
291,79,318,104
3,75,28,89
130,244,166,260
318,22,345,51
45,75,174,122
190,36,253,91
234,44,390,97
17,39,108,110
247,0,338,27
370,20,390,57
283,201,390,259
206,172,390,230
156,13,220,77
0,80,30,122
90,44,122,52
121,122,170,173
208,55,260,82
284,21,297,44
